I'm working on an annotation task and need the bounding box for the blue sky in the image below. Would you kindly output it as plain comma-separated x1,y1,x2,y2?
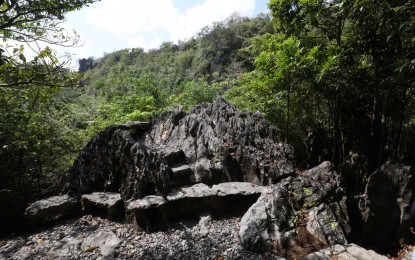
61,0,270,63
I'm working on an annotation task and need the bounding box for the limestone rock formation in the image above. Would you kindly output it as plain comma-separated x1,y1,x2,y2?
65,98,296,203
239,162,350,253
81,192,124,221
287,161,345,210
81,231,121,257
239,184,295,252
306,203,347,245
356,161,415,251
24,195,79,226
3,98,415,259
126,182,264,232
303,243,389,260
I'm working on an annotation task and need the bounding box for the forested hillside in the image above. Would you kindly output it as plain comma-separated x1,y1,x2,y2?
0,13,275,199
1,0,414,202
75,13,274,128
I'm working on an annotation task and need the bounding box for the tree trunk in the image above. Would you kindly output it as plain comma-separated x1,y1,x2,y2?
286,84,291,143
17,149,23,191
333,86,342,168
394,85,408,160
369,93,381,173
37,153,42,191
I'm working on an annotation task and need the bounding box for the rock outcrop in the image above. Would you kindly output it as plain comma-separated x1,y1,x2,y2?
355,161,415,251
303,243,389,260
81,192,124,221
288,161,351,238
64,98,296,202
127,182,264,232
306,203,347,245
24,195,79,226
239,184,295,252
239,162,350,254
4,99,413,259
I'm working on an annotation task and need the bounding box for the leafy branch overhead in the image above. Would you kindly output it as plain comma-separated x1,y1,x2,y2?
0,0,99,199
240,0,415,170
0,0,99,89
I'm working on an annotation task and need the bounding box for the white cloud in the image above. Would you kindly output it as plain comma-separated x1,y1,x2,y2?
85,0,178,36
59,0,266,62
127,35,164,51
83,0,257,51
171,0,256,40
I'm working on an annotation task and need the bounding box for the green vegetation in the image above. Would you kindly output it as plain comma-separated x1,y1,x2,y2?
68,13,274,133
0,0,99,198
0,11,274,199
1,0,414,199
230,0,415,172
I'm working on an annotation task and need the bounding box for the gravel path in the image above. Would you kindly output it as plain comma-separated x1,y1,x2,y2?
0,215,283,260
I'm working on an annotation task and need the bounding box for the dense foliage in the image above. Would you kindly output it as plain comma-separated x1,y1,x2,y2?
1,0,414,200
0,0,99,198
229,0,415,179
70,13,274,132
0,12,274,199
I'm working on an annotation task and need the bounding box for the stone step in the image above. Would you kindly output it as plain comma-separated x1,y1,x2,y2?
171,165,192,177
169,164,192,187
25,195,80,226
164,149,187,167
81,192,124,221
126,182,265,232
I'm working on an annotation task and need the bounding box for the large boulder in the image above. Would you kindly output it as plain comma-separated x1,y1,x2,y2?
306,203,347,245
239,184,295,252
239,162,350,254
303,243,389,260
287,161,345,210
64,98,296,203
0,189,27,235
126,182,264,232
356,161,415,251
81,192,124,221
25,195,79,226
62,121,152,198
80,231,121,257
285,161,350,240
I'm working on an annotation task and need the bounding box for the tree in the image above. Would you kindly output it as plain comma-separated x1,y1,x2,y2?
0,0,98,89
0,0,99,198
78,57,95,72
235,0,415,172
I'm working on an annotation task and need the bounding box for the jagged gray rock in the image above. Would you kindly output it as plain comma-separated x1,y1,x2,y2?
62,121,152,199
288,161,344,209
240,162,349,254
239,184,295,252
81,231,121,257
24,195,79,225
306,203,347,245
47,237,81,258
302,243,389,260
126,182,264,232
4,98,415,259
81,192,124,221
198,214,212,237
287,161,351,238
65,98,295,203
357,161,415,250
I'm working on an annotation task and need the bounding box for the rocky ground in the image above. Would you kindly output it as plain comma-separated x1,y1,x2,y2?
0,215,283,260
1,214,414,260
